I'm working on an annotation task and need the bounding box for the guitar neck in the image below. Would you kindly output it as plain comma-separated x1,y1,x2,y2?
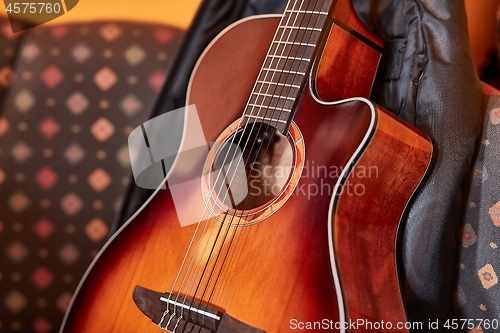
242,0,383,134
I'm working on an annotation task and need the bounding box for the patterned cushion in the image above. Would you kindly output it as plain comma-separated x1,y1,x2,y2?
0,21,182,332
454,84,500,331
0,19,29,105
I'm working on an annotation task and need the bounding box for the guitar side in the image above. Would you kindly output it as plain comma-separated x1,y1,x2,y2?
60,15,432,333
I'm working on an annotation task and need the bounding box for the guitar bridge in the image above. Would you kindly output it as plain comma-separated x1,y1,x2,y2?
133,285,265,333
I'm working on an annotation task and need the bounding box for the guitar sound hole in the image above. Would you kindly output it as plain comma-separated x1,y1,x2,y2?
212,122,293,211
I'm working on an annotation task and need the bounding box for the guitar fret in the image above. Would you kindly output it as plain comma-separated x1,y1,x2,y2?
272,41,316,47
269,45,315,61
262,68,306,75
285,9,329,15
267,55,310,62
256,80,301,89
243,0,335,133
279,25,322,32
248,103,292,112
264,58,309,75
244,114,288,124
252,92,296,101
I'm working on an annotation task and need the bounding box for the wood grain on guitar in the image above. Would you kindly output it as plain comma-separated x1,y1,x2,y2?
60,0,433,332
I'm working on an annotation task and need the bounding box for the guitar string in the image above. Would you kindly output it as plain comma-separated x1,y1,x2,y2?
159,0,305,328
176,0,329,328
183,0,327,327
172,0,328,326
162,0,329,329
197,0,328,324
170,0,309,326
165,0,309,328
185,0,316,318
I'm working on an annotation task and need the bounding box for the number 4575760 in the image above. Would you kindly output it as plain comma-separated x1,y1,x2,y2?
6,2,62,14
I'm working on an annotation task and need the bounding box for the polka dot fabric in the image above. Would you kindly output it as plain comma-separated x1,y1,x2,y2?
0,20,183,332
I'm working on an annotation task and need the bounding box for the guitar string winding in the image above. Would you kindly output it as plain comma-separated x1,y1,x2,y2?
159,0,325,330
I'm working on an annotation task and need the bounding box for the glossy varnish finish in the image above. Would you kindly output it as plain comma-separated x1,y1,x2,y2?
314,24,381,101
61,7,432,333
334,108,432,328
330,0,383,49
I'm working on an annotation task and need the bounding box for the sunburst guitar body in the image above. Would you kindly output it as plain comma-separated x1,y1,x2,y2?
60,0,433,332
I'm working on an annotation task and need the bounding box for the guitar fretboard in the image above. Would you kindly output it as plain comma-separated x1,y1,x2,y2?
243,0,334,133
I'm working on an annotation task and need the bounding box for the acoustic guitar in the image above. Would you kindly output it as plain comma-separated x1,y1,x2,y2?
60,0,433,332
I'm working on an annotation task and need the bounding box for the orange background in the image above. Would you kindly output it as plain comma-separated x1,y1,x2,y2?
0,0,202,29
465,0,499,73
0,0,498,72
